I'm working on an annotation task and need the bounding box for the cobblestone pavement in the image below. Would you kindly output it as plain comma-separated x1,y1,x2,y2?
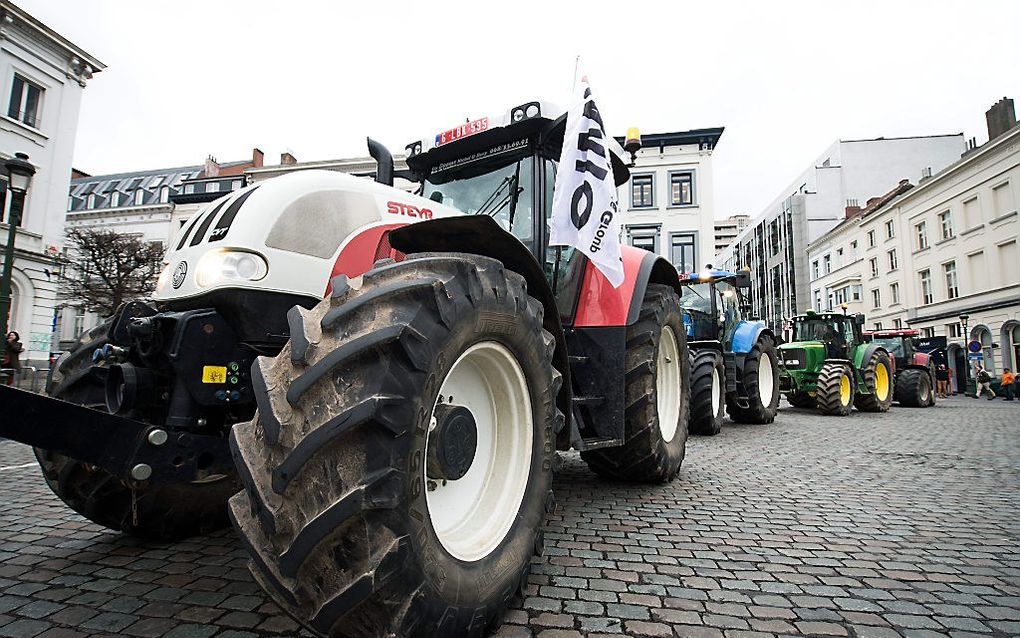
1,396,1018,638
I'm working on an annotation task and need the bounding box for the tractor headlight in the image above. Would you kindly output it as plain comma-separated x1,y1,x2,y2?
196,249,268,288
156,262,173,291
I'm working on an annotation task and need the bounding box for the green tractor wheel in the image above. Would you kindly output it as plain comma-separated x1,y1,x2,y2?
815,362,854,416
853,350,894,413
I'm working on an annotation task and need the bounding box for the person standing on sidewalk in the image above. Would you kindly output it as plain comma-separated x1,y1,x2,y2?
1002,369,1016,401
935,364,950,398
2,331,23,386
976,365,996,400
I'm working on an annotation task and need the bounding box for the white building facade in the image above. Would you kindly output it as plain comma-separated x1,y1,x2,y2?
714,213,749,255
616,128,723,274
0,2,102,365
806,100,1019,392
717,134,966,329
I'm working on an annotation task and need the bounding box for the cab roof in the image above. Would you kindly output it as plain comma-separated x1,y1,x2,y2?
404,99,631,186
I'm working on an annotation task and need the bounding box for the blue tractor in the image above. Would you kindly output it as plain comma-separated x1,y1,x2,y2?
679,269,780,435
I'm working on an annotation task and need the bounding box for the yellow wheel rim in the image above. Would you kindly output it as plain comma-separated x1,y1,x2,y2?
839,374,851,405
875,362,890,401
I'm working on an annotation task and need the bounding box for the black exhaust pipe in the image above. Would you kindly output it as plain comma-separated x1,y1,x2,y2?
367,137,393,186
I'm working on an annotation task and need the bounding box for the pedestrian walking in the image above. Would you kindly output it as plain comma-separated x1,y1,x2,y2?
1002,368,1016,401
976,365,996,400
935,364,950,398
2,331,23,386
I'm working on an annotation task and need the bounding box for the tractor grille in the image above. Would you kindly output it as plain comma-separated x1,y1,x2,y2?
780,348,807,370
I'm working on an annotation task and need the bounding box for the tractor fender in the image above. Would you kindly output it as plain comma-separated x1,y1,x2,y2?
573,247,683,327
388,215,571,424
731,321,774,355
854,342,891,374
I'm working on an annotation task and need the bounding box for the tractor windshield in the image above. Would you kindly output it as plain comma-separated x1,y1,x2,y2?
423,158,534,243
680,284,713,314
871,337,905,358
793,317,852,344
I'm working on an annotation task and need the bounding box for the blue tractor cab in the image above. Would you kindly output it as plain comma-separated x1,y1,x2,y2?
679,268,779,435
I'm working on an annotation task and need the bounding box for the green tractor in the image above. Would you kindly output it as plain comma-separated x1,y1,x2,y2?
778,310,894,416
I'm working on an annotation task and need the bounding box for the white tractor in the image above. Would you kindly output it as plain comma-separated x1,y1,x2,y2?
2,100,693,637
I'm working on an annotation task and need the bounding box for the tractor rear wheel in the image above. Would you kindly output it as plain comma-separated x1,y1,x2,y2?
895,368,933,407
689,350,724,436
853,350,894,413
815,362,855,416
786,391,816,408
35,319,238,540
229,254,560,638
726,337,780,424
581,284,689,482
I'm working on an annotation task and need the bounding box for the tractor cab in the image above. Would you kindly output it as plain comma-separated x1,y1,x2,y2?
864,329,922,370
679,269,751,346
788,311,865,360
403,100,632,319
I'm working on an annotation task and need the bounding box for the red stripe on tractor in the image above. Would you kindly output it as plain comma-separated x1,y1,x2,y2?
572,245,647,327
324,223,406,296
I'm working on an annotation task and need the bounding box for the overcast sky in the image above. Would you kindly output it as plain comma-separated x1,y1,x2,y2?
19,0,1020,219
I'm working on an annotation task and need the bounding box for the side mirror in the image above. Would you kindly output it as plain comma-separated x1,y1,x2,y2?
855,313,866,326
734,271,752,289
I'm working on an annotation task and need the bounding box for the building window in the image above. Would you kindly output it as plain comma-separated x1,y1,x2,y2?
885,219,895,239
947,322,962,338
86,193,96,209
160,186,170,203
920,269,933,304
627,225,659,254
72,310,86,340
869,257,879,278
992,182,1013,218
874,321,883,330
916,221,928,250
231,179,243,190
871,288,881,309
939,210,954,240
867,229,876,247
134,189,145,206
836,247,844,265
669,171,694,206
921,327,935,338
852,284,862,301
962,196,980,228
811,260,819,279
669,232,697,273
813,289,822,311
631,174,654,208
890,282,900,304
823,254,831,274
7,74,43,128
207,181,220,193
887,249,897,271
850,240,858,259
944,261,959,299
108,191,120,207
893,318,903,329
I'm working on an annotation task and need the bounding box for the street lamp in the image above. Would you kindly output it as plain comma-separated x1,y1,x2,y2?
0,152,36,381
959,312,972,397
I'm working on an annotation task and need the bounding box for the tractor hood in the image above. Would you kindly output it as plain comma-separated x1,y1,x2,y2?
154,170,464,302
777,341,826,371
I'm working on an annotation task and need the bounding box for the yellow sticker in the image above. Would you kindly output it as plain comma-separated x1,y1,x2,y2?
202,366,228,384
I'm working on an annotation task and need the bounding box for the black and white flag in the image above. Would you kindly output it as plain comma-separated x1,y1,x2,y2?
549,70,624,287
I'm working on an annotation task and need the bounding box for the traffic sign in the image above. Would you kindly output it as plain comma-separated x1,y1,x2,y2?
967,339,982,353
968,352,984,361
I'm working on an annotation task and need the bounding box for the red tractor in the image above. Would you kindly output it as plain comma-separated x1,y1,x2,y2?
863,329,936,407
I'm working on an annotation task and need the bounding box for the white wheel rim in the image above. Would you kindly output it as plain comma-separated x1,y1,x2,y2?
656,326,682,443
425,341,533,562
711,367,722,416
758,351,775,406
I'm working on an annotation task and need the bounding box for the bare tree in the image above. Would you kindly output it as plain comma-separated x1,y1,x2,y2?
61,228,165,317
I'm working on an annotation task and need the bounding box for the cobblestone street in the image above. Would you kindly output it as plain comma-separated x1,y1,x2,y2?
1,396,1018,638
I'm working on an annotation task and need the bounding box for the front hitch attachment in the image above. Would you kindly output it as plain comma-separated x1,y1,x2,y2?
0,385,232,485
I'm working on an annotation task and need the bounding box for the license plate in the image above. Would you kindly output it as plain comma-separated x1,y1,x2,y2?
436,117,489,146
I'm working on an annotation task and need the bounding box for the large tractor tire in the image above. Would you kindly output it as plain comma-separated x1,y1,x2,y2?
229,254,560,638
35,319,238,540
726,337,780,424
853,350,894,413
895,368,933,407
582,284,689,482
815,362,855,416
689,350,724,436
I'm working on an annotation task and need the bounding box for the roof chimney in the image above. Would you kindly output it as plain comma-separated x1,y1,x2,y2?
252,148,265,168
281,151,298,166
203,154,220,177
985,97,1016,141
845,205,862,219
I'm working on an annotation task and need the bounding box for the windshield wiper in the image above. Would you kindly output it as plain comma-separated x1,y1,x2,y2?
476,175,512,216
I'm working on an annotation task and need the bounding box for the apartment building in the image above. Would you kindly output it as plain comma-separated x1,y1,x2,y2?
714,213,748,255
